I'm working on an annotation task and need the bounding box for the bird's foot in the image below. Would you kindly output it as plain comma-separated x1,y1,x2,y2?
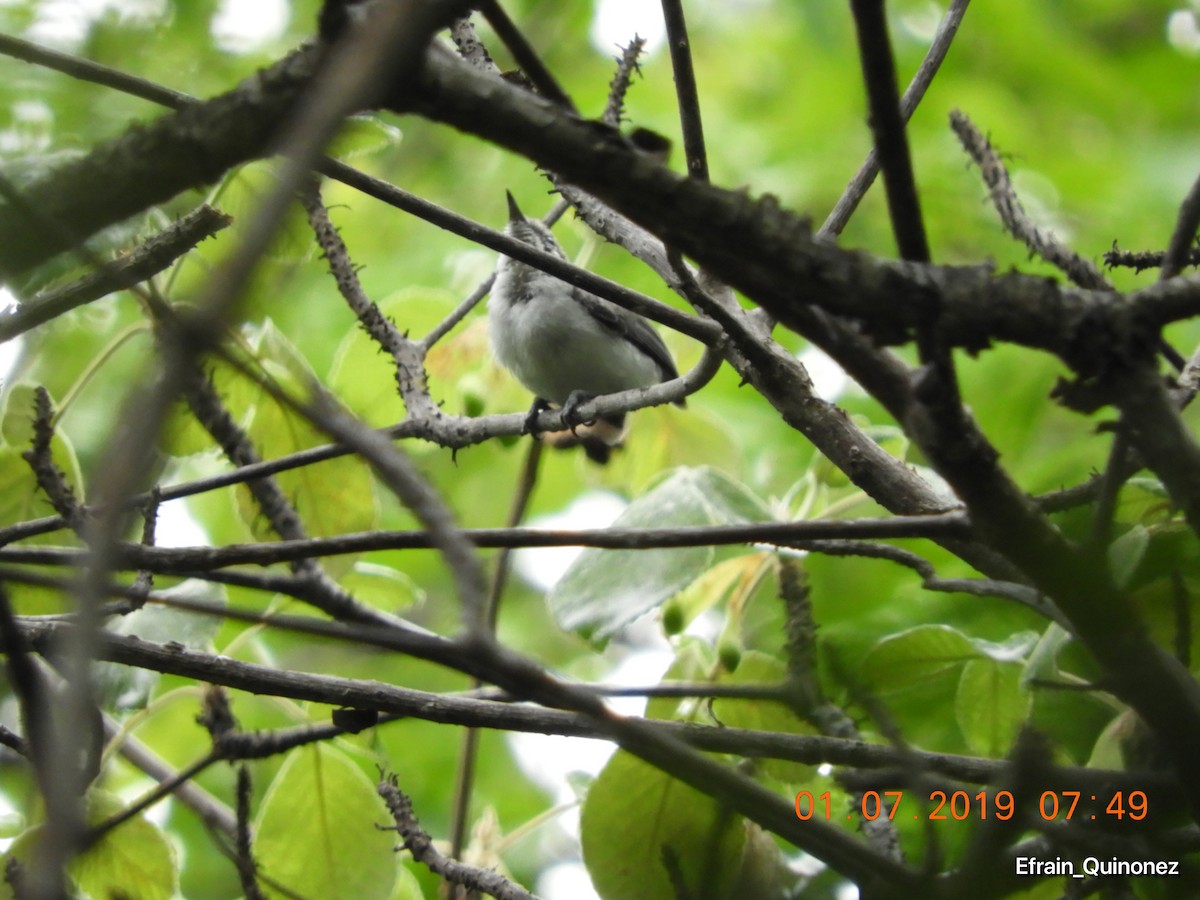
524,397,553,436
562,390,599,433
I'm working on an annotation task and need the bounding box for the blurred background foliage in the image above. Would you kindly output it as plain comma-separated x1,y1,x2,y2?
1,1,1199,897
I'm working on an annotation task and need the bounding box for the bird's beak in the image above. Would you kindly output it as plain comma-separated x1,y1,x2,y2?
505,190,524,223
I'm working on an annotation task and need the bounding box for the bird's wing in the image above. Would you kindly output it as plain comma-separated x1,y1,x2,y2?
574,289,680,381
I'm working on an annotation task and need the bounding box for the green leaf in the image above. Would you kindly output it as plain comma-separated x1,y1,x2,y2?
1116,476,1170,524
646,638,716,722
255,745,398,900
711,651,816,783
5,790,178,900
98,579,227,708
339,561,426,614
862,624,979,690
1107,524,1149,590
74,792,179,900
0,385,84,614
232,321,379,573
662,553,762,638
955,659,1031,756
549,467,772,643
1085,709,1157,770
581,749,746,900
390,864,425,900
327,115,404,162
606,404,742,494
1021,622,1073,686
0,382,84,505
328,289,464,429
968,631,1039,663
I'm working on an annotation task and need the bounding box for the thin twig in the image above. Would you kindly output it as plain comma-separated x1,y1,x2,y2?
127,488,160,612
83,752,220,848
848,0,931,265
0,204,231,342
21,388,84,532
102,712,236,837
821,0,970,238
797,539,1064,623
478,0,574,111
449,439,543,865
949,110,1107,290
0,513,975,577
605,37,646,126
779,560,903,861
1104,243,1200,274
302,182,439,420
235,767,268,900
1158,170,1200,281
660,0,708,182
380,776,540,900
12,617,1177,802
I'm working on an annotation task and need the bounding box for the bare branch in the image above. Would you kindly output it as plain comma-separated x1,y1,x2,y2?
0,513,975,574
660,0,708,182
478,0,574,111
848,0,930,265
950,109,1108,290
0,204,231,342
822,0,971,238
1159,168,1200,281
379,775,540,900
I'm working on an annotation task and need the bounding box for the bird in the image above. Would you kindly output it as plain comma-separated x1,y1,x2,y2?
488,192,680,463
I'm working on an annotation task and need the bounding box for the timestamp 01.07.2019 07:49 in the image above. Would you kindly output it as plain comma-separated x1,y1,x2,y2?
793,789,1149,824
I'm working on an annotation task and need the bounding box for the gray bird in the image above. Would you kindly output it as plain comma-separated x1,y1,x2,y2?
489,192,680,463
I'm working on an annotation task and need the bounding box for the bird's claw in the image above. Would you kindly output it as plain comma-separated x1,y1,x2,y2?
524,398,552,436
561,391,599,434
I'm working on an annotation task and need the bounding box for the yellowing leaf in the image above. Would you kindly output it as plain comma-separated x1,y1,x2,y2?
255,745,397,900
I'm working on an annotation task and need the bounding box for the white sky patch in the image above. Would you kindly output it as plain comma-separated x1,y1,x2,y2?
211,0,290,54
25,0,92,46
154,497,211,548
797,344,849,401
590,0,666,55
1168,9,1200,55
512,641,673,899
0,101,54,155
897,1,944,43
0,789,21,853
26,0,165,47
537,862,603,900
0,288,21,385
513,490,627,592
508,643,672,802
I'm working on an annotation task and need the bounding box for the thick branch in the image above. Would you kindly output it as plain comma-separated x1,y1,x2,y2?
0,46,321,278
0,204,231,341
2,37,1188,380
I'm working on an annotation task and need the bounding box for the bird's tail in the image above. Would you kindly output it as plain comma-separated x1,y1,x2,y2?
539,415,628,464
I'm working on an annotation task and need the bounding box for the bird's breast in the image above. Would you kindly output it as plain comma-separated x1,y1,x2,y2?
489,277,663,404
